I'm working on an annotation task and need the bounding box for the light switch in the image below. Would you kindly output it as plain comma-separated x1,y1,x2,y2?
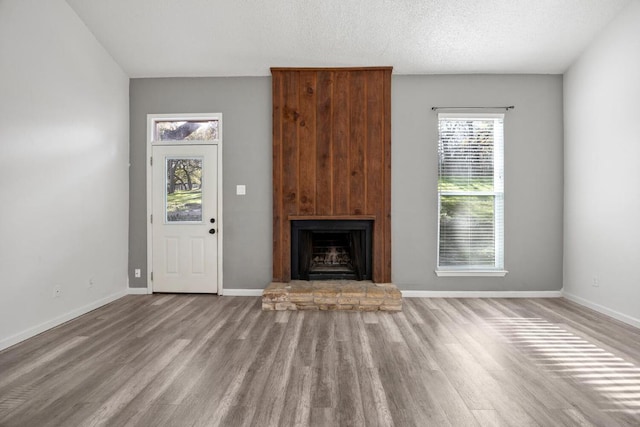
236,185,246,195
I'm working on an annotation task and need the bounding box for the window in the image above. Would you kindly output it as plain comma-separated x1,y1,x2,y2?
165,157,203,222
436,113,506,276
153,119,219,142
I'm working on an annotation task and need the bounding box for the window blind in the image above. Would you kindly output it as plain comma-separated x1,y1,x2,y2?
437,113,504,270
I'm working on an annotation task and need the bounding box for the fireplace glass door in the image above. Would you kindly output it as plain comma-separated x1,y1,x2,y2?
291,220,372,281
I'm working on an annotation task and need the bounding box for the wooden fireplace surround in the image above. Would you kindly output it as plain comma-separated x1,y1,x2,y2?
271,67,392,283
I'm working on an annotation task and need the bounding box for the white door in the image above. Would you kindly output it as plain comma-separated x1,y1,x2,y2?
152,144,218,293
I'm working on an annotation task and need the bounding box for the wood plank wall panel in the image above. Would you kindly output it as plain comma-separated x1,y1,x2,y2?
281,72,299,281
298,71,317,215
333,71,351,215
382,72,392,277
349,71,366,216
315,71,333,216
366,71,385,282
272,67,392,283
272,73,283,281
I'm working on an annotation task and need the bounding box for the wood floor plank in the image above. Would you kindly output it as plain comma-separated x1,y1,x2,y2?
420,368,479,426
194,315,284,425
124,403,179,427
335,340,367,426
471,409,507,427
350,314,394,426
310,312,337,409
79,338,191,426
279,364,313,427
1,295,640,426
250,312,305,425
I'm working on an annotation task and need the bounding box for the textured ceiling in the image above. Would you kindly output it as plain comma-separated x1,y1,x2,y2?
65,0,632,77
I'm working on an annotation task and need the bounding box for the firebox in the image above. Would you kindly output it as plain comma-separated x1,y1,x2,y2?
291,220,373,280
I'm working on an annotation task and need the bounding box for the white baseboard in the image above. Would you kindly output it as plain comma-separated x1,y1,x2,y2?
223,289,263,297
0,290,127,352
562,292,640,329
401,290,563,298
224,289,563,298
125,287,260,296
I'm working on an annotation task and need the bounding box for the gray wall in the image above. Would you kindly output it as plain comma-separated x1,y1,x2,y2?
1,0,129,349
393,75,563,291
564,0,640,324
129,74,564,291
129,77,273,289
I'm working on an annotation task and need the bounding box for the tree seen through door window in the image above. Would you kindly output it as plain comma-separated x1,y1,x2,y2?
166,158,203,222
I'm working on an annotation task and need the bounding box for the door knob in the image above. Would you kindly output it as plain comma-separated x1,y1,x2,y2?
209,229,216,234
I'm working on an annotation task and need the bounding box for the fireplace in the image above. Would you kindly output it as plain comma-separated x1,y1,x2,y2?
266,68,398,310
291,220,372,281
271,67,392,283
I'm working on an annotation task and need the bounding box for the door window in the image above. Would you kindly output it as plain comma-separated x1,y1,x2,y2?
165,157,203,222
154,120,219,142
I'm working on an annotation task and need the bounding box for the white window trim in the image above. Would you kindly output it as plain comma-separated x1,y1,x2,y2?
149,113,222,145
435,270,508,277
435,112,506,277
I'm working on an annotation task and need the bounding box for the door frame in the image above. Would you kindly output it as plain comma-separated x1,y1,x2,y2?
146,113,224,295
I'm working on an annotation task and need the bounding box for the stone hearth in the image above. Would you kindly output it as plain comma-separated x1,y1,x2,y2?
262,281,402,312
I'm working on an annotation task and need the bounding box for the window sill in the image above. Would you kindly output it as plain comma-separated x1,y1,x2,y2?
435,270,508,277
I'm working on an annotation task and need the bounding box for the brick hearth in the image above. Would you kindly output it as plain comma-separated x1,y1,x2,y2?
262,281,402,311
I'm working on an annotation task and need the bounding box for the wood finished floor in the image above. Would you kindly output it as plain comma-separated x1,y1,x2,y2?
1,296,640,426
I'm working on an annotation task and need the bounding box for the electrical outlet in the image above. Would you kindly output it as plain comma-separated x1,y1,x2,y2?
134,269,141,278
592,276,599,287
53,285,62,298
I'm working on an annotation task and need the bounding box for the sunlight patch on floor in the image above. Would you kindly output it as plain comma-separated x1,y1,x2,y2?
488,316,640,416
